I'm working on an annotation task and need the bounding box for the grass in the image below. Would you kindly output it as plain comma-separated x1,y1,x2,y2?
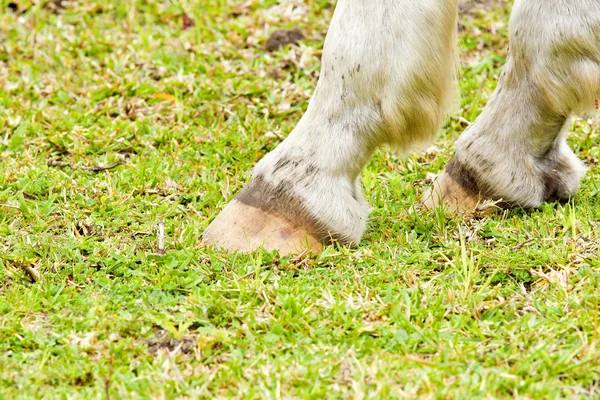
2,0,600,398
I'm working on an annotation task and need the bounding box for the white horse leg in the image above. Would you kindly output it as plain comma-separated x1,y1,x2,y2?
428,0,600,211
204,0,459,254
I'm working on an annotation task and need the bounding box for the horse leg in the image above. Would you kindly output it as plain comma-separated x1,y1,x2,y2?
427,0,600,211
204,0,459,254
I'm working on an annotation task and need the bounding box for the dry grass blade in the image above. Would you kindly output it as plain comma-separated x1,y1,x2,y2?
0,204,22,213
157,221,166,254
47,159,125,171
80,160,126,171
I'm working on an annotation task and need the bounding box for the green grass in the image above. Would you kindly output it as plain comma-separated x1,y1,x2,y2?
2,0,600,398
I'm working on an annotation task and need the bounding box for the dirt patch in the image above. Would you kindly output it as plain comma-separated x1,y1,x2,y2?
145,329,196,355
265,28,305,52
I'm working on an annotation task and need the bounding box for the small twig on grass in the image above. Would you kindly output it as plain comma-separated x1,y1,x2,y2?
157,221,166,254
47,159,125,171
104,354,114,400
511,238,536,251
47,160,72,168
378,350,435,367
80,160,125,171
237,265,270,281
0,203,22,213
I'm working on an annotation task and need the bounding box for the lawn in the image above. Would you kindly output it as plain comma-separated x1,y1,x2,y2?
2,0,600,398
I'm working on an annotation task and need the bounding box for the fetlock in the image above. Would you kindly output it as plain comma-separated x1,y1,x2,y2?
250,146,371,245
540,143,587,202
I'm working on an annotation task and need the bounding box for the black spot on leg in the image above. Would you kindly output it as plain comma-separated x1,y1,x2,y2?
445,157,480,196
474,154,493,174
237,177,265,209
543,159,574,204
543,171,561,203
273,158,291,173
306,164,318,176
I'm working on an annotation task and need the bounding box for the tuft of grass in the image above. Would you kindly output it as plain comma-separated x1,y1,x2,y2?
2,0,600,398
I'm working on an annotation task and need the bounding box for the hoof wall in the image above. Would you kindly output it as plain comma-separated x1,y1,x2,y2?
202,199,323,255
422,171,499,215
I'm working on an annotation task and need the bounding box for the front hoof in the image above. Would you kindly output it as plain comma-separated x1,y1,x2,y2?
202,174,332,255
202,199,323,255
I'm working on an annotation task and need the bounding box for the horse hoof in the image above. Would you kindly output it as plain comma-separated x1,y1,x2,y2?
202,199,323,255
422,170,497,215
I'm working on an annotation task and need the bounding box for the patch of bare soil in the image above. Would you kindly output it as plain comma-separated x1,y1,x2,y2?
265,28,305,52
145,329,196,355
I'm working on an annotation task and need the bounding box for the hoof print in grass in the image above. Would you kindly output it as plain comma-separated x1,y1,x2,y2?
265,28,305,52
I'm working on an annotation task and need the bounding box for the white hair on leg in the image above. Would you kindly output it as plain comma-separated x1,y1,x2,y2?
205,0,459,252
251,0,459,244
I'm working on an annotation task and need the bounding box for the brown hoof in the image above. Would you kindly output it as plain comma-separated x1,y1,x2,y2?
422,171,499,215
202,199,323,255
